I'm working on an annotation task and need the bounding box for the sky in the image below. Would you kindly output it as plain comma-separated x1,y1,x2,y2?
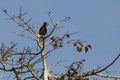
0,0,120,79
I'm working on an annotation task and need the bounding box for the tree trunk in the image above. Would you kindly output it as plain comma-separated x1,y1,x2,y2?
37,37,48,80
42,51,48,80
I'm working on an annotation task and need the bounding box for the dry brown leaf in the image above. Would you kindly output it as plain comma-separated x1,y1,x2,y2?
66,34,70,38
50,36,56,41
85,46,88,53
76,46,82,53
52,43,58,49
73,42,77,46
87,44,92,49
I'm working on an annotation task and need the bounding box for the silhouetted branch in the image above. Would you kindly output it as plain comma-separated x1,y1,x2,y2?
95,53,120,74
79,54,120,79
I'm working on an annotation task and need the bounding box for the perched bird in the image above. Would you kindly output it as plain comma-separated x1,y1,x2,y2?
39,22,48,36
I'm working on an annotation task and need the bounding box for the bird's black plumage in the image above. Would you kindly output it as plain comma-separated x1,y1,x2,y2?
39,22,48,36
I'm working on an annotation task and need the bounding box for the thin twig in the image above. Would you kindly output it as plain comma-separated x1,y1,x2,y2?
14,32,36,41
95,53,120,73
79,54,120,77
2,9,37,36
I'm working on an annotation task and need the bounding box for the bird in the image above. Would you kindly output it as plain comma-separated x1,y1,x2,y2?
39,22,48,36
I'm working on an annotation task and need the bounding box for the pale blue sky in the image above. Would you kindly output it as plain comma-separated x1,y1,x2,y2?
0,0,120,79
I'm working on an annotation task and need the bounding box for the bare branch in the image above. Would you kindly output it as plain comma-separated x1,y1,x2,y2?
2,8,37,36
79,54,120,77
96,73,120,79
12,68,21,80
26,65,40,80
48,11,55,26
14,32,36,41
95,53,120,73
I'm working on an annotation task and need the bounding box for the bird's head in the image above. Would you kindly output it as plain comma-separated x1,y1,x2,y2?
43,22,49,28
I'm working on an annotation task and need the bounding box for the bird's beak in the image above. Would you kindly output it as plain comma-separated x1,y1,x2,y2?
46,24,49,28
46,25,49,28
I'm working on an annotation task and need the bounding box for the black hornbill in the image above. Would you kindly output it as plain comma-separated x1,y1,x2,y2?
39,22,48,36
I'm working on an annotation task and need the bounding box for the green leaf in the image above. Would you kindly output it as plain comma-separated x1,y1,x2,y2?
28,64,33,70
57,74,65,80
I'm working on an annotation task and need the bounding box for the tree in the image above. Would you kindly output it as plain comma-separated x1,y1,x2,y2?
0,7,120,80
